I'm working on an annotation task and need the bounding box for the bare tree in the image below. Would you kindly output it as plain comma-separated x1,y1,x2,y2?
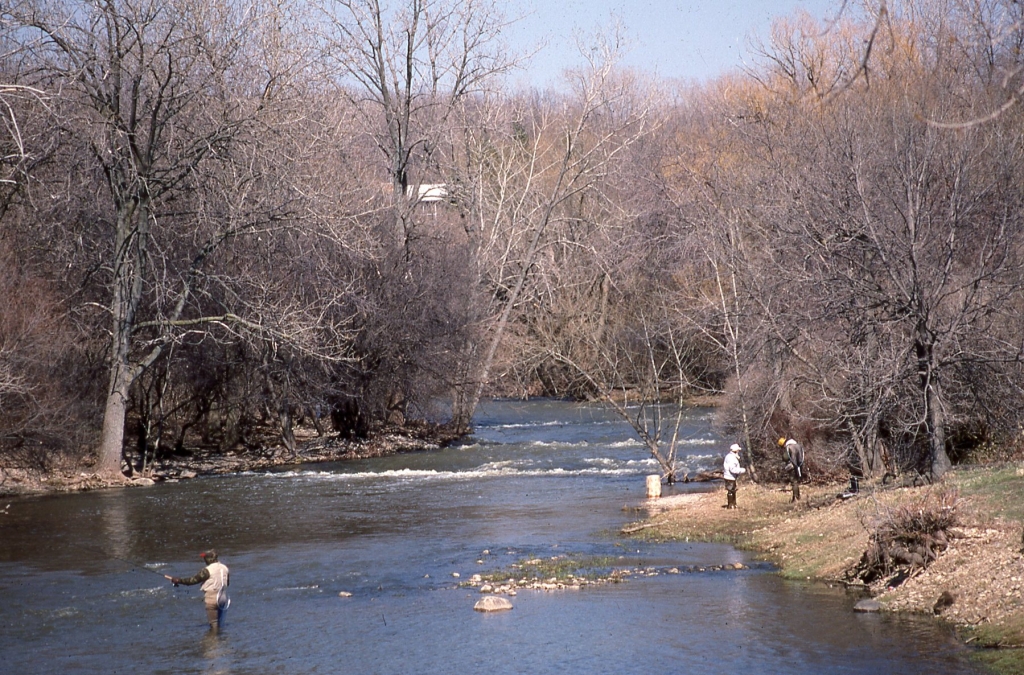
3,0,303,476
715,4,1024,479
0,84,50,218
317,0,516,257
442,32,654,431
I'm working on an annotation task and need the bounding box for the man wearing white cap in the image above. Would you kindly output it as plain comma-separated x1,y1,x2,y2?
723,443,746,509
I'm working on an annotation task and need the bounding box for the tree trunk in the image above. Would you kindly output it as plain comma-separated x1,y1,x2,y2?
926,377,951,479
450,380,474,434
98,356,131,476
96,197,149,477
279,404,296,457
917,335,952,479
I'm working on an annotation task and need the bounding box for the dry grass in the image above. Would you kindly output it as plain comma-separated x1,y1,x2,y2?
634,483,871,580
629,469,1024,675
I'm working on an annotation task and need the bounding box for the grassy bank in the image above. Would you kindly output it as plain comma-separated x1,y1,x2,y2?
628,466,1024,674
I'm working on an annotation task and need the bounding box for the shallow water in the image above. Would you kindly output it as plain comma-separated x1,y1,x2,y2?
0,399,982,674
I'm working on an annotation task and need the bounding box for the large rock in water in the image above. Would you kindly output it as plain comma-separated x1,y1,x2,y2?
474,596,513,612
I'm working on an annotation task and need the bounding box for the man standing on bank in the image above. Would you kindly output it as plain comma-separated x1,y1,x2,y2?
778,437,805,502
165,549,230,632
723,443,746,509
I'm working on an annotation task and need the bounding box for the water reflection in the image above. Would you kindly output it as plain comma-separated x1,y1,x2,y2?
197,631,234,674
99,491,130,563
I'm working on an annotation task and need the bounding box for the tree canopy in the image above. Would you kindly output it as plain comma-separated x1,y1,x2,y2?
2,0,1023,482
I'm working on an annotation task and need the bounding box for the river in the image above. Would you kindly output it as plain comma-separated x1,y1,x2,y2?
0,399,983,674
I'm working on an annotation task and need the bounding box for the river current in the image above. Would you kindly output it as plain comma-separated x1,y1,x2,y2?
0,399,982,674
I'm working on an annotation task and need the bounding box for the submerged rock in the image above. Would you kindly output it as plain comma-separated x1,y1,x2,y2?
854,599,882,613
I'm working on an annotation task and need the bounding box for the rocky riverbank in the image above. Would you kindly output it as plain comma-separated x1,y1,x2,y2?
0,422,463,497
626,467,1024,675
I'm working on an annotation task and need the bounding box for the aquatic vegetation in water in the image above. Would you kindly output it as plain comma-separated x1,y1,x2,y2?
468,554,627,593
465,554,754,594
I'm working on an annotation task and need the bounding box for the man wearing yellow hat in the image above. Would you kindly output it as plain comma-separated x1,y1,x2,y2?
778,437,805,501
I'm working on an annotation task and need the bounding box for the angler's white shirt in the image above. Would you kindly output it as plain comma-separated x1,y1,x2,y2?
201,561,230,608
723,452,746,481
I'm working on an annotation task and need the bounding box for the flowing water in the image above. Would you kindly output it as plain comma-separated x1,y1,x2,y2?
0,399,983,674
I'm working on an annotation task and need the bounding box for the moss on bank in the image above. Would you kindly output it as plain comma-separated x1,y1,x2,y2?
628,468,1024,675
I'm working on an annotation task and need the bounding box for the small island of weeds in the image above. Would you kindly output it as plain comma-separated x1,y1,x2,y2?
466,555,627,593
625,466,1024,675
459,552,753,595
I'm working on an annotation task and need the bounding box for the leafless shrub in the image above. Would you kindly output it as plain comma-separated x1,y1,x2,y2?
0,249,99,465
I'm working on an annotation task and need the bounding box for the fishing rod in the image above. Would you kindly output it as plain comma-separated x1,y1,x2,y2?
65,541,172,579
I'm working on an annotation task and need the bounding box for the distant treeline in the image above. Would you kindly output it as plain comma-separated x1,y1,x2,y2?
1,0,1023,480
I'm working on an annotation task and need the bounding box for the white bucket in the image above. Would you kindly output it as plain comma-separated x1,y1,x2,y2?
645,475,662,499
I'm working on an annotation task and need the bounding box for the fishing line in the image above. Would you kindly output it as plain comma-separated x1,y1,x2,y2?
64,541,170,578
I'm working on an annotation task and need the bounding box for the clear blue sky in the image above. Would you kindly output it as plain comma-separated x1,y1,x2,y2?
507,0,842,87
